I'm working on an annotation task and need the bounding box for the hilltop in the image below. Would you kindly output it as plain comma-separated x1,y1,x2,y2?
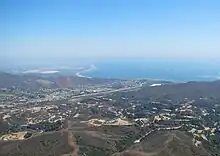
112,130,211,156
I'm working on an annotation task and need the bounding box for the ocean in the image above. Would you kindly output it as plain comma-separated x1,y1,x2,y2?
83,59,220,82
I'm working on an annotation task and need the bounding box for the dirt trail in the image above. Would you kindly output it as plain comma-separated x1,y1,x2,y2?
67,130,79,156
62,121,79,156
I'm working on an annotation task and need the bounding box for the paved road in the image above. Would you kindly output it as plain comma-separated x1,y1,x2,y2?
71,86,142,99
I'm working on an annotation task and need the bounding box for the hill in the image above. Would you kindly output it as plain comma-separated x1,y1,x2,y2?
0,124,141,156
112,131,211,156
112,80,220,105
0,128,213,156
0,131,72,156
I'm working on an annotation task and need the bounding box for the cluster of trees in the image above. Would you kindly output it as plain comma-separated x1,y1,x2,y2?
210,134,220,156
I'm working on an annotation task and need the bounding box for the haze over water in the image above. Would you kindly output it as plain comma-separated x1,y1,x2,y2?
84,59,220,82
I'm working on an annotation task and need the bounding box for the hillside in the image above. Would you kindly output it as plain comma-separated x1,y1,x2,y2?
112,80,220,105
112,131,211,156
0,131,73,156
0,128,213,156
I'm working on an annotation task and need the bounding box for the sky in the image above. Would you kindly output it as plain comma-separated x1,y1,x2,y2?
1,0,220,66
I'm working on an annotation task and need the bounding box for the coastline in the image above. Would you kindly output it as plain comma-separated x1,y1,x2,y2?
74,61,219,82
75,64,96,79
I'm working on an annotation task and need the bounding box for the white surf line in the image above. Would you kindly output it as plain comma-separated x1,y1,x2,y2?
75,64,96,78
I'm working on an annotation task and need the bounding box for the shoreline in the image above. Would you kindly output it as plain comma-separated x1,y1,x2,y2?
75,64,96,79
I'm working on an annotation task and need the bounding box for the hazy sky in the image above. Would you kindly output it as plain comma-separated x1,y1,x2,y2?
1,0,220,63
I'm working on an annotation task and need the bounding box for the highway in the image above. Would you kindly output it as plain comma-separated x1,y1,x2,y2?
71,85,142,99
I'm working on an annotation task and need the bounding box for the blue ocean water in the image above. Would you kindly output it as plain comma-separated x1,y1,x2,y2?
84,59,220,82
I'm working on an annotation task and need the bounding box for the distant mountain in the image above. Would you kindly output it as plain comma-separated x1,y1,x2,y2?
121,80,220,104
